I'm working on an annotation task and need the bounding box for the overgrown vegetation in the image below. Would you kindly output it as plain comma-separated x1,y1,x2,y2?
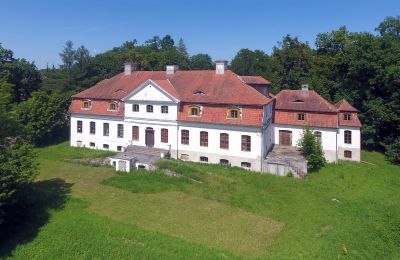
298,127,326,171
2,142,399,258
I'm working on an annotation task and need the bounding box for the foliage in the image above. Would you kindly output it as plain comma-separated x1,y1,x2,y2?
15,91,70,145
230,48,272,79
298,127,326,171
385,137,400,164
189,54,213,70
0,143,38,225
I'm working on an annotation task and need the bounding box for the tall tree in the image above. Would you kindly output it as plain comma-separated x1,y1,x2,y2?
160,35,175,50
177,38,188,56
74,45,91,69
230,49,272,79
59,40,75,71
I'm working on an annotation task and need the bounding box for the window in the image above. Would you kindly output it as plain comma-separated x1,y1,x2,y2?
220,159,230,166
344,113,352,120
132,104,139,112
180,154,189,160
89,142,95,147
103,144,109,149
344,150,352,158
200,156,208,162
297,113,305,121
227,108,240,119
314,131,322,144
241,135,251,152
181,130,189,145
112,161,116,166
146,105,153,113
220,133,229,149
77,120,82,133
117,146,122,151
344,130,352,144
117,124,124,138
188,106,200,116
103,123,109,136
161,128,168,143
76,140,82,147
200,131,208,147
161,105,168,114
90,121,95,134
109,101,118,111
82,99,91,109
241,162,251,168
132,126,139,140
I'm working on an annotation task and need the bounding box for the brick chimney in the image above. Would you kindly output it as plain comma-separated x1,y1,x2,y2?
215,60,228,74
124,62,139,75
166,65,179,75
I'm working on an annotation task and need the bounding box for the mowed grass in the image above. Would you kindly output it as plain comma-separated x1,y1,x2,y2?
2,141,400,259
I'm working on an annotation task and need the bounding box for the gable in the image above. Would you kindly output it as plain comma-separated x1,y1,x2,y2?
123,80,178,103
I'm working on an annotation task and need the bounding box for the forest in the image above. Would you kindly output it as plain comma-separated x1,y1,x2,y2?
0,16,399,226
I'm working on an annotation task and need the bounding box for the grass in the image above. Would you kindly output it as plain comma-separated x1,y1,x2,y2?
2,141,400,259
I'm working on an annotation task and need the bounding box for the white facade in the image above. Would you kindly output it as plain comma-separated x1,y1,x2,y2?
273,124,361,162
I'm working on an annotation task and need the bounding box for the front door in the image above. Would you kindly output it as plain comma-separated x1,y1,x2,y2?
145,127,155,147
279,130,292,146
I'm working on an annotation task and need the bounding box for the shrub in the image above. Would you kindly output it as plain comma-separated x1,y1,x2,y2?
385,138,400,164
298,127,326,172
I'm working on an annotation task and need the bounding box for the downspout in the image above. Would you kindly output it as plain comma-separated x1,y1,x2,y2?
336,112,339,163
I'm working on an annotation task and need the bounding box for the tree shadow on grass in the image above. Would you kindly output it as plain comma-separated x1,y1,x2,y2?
0,178,72,258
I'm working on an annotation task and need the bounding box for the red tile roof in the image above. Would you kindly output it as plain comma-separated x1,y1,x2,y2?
275,90,338,113
338,112,362,127
239,76,271,85
274,111,338,128
335,99,358,112
73,70,272,106
69,99,124,117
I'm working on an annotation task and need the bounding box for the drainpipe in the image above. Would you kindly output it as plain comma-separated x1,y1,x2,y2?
261,127,264,172
336,112,339,163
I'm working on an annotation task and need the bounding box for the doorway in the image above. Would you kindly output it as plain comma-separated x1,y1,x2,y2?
145,127,155,147
279,130,292,146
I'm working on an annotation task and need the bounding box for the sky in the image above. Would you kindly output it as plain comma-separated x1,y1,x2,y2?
1,0,399,69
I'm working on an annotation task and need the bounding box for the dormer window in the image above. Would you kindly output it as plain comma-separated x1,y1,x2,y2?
108,101,118,111
82,99,92,109
115,89,125,93
188,105,201,116
293,99,304,103
227,108,241,119
297,113,305,121
343,113,352,120
194,90,205,95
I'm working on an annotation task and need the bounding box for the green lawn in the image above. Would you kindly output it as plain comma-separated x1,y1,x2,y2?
2,142,400,259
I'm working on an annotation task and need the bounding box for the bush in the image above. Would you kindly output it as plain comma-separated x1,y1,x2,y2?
298,127,326,172
0,142,38,225
385,138,400,164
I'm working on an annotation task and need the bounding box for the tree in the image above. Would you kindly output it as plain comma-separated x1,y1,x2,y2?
376,16,400,38
177,38,188,56
0,143,37,225
15,92,70,145
230,49,272,78
74,45,91,69
385,138,400,164
160,35,175,50
271,35,314,90
145,36,161,51
59,40,75,71
189,54,213,70
298,128,326,171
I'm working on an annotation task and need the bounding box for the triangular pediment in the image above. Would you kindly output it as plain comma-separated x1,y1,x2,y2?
122,79,179,103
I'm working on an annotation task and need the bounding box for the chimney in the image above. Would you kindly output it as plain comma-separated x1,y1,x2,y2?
166,65,179,75
124,61,139,75
215,60,228,74
301,84,309,91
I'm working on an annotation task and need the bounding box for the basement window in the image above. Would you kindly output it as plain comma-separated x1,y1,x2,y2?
241,162,251,168
180,154,189,160
344,150,352,158
117,146,122,151
89,142,95,148
200,156,208,162
220,159,230,166
103,144,109,149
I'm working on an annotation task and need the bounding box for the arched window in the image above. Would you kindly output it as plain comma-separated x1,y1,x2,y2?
146,105,153,113
109,101,118,111
82,99,92,109
344,130,352,144
227,107,241,119
188,106,201,116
